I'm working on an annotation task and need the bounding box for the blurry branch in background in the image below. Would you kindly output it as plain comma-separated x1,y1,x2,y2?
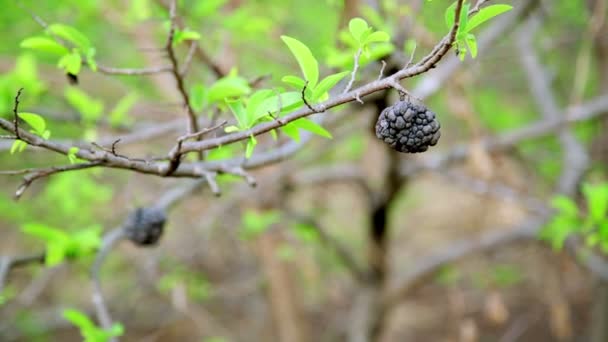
89,177,206,338
0,253,45,293
516,14,589,196
285,210,367,282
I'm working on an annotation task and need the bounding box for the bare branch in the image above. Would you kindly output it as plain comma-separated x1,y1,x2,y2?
13,88,24,140
12,162,102,200
0,253,45,293
96,64,172,76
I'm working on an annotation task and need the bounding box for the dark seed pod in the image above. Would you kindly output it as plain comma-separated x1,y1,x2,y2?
124,207,166,246
375,99,441,153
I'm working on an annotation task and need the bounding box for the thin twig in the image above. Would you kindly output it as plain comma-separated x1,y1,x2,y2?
377,60,387,80
96,64,173,76
13,88,24,140
180,41,198,76
344,48,363,93
14,162,102,200
91,228,127,339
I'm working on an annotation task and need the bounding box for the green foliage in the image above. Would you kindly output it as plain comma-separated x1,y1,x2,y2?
67,147,80,164
21,23,97,75
240,209,281,239
326,17,394,69
445,2,512,60
172,27,202,46
22,223,102,266
109,93,138,128
10,112,51,155
190,70,251,111
540,182,608,252
281,36,319,88
0,54,46,116
64,87,104,125
63,308,124,342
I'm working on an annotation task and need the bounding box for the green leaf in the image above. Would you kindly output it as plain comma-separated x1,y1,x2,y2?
245,135,256,159
18,112,46,135
445,1,457,28
292,118,332,139
226,99,248,128
68,147,79,164
466,34,478,58
10,140,27,154
281,36,319,88
247,89,275,119
46,243,66,266
63,309,96,330
58,51,82,75
190,84,206,111
64,87,104,123
109,93,138,127
551,196,579,217
466,4,513,32
282,75,307,90
456,3,471,41
206,73,251,104
85,49,97,72
349,18,370,42
174,28,202,45
311,71,349,101
20,36,69,55
47,24,92,51
253,91,303,118
224,125,240,133
364,31,390,44
280,123,300,142
583,183,608,223
22,223,68,243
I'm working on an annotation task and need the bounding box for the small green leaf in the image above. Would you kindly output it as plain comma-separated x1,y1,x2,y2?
456,3,471,41
551,196,579,217
174,28,202,45
18,112,46,135
206,73,251,104
253,91,303,118
47,24,92,51
280,123,300,142
241,209,281,239
247,89,275,119
190,84,206,111
466,34,478,58
58,51,82,75
364,31,390,44
445,2,457,28
109,93,138,127
281,75,306,90
311,71,350,101
292,118,332,139
583,183,608,223
68,147,79,164
245,135,256,159
349,18,369,42
10,140,27,154
226,99,249,128
64,87,104,124
281,36,319,88
224,125,240,133
20,36,69,55
466,4,513,32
